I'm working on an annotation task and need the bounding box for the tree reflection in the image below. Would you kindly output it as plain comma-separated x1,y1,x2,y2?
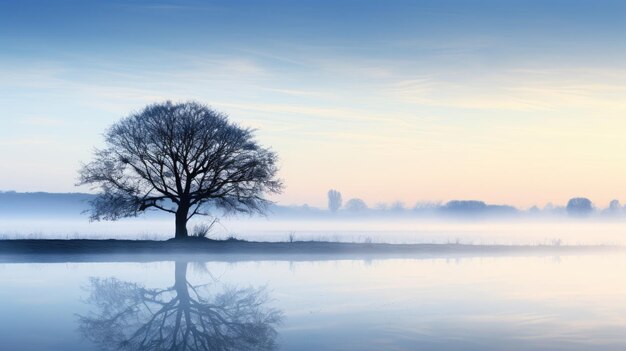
78,262,282,351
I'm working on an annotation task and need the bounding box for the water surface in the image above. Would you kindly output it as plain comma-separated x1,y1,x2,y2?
2,254,626,350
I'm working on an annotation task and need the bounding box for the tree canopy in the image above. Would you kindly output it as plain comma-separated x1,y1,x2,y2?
566,197,593,217
78,101,283,238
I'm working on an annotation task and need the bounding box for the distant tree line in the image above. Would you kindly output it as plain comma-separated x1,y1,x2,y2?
1,191,624,220
319,189,624,218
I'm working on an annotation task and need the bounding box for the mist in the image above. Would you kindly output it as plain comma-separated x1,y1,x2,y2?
2,191,626,245
3,1,626,349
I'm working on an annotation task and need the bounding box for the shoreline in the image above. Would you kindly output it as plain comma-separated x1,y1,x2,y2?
0,239,622,263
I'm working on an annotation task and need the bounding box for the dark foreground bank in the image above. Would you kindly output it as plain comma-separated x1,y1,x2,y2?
0,239,621,263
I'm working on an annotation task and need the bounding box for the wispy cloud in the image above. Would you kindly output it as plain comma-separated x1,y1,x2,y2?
0,137,53,147
213,101,413,127
19,117,64,127
382,68,626,112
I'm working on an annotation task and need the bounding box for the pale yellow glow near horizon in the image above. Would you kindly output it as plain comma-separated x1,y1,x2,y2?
2,61,626,209
250,69,626,208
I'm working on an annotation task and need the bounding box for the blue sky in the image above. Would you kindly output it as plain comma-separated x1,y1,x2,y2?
2,0,626,207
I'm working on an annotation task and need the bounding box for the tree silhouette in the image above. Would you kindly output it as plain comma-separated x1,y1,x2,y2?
608,199,622,214
327,189,342,213
78,101,283,238
344,198,367,212
390,201,405,212
78,262,282,351
566,197,593,217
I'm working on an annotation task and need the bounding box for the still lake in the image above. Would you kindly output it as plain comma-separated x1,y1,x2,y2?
2,253,626,350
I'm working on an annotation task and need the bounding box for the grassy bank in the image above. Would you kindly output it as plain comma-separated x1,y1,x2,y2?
0,238,621,263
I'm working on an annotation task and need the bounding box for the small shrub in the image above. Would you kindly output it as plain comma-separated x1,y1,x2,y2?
191,218,220,238
192,224,211,238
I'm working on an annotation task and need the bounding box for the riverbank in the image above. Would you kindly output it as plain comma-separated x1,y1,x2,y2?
0,238,621,263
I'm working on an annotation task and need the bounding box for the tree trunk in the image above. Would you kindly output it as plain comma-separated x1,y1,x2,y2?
174,261,189,299
173,261,191,337
175,204,189,239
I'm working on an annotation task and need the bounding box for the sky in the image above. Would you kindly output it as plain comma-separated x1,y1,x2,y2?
1,0,626,209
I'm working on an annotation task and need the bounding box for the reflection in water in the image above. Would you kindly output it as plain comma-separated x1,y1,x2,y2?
78,262,282,351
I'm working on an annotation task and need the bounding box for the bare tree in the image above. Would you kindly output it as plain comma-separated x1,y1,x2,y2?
78,261,282,351
327,189,342,213
78,101,283,239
